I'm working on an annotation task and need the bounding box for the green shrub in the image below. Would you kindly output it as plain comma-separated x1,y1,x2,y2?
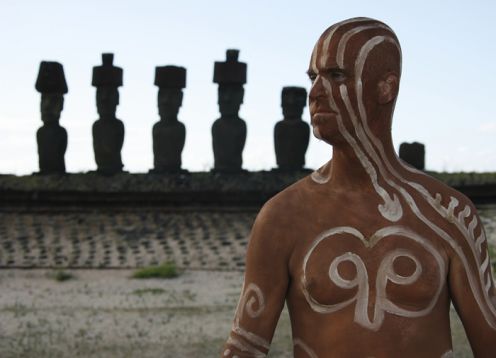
53,270,74,282
132,262,179,279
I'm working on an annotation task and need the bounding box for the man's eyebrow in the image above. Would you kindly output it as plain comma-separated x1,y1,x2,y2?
324,66,345,72
306,66,345,76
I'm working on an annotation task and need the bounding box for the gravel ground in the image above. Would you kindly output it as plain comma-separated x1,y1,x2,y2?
0,269,473,358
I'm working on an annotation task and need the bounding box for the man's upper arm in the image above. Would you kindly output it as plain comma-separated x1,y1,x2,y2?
222,202,292,357
449,205,496,356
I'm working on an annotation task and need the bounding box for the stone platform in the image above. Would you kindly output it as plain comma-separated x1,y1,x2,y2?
0,207,256,271
1,171,496,270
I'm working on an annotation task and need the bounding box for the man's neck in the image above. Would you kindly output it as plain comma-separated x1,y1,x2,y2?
327,134,399,192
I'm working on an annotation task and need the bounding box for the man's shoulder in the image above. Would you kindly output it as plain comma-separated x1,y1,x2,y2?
411,170,476,212
263,174,313,212
251,174,315,234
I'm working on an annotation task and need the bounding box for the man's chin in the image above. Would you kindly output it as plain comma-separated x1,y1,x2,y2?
312,125,340,145
312,126,323,140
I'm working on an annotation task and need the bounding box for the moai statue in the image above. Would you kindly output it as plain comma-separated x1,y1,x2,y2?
91,53,124,175
274,86,310,171
212,49,247,172
151,66,187,173
35,61,68,174
399,142,425,170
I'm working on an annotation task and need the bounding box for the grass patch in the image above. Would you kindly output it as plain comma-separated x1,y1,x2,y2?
52,270,75,282
132,262,179,279
132,288,166,296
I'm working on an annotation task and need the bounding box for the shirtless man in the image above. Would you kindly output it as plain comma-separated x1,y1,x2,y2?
222,17,496,357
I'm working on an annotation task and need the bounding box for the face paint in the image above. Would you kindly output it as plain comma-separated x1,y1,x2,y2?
310,23,404,222
317,17,371,70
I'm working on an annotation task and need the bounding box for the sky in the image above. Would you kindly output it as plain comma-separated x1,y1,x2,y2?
0,0,495,174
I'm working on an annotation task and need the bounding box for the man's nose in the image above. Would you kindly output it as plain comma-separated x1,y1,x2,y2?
309,76,326,102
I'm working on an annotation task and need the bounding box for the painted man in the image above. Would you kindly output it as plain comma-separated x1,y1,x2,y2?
222,18,496,357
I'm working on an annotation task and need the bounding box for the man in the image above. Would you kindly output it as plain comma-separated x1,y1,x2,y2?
222,17,496,357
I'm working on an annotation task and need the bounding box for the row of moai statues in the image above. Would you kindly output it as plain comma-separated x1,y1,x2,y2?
35,50,311,175
35,49,425,175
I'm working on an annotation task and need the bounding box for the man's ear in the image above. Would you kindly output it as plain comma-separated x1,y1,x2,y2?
376,73,399,104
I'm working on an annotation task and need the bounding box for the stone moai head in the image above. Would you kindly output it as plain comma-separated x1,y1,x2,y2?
213,49,247,117
282,86,307,119
35,61,68,124
92,53,122,119
399,142,425,170
154,65,186,120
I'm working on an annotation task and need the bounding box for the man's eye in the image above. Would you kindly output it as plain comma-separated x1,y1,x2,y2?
330,71,346,81
308,74,317,82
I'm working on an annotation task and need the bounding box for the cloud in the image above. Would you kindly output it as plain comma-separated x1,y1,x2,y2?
477,122,496,133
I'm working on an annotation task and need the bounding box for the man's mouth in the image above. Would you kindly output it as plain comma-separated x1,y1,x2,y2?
311,111,336,125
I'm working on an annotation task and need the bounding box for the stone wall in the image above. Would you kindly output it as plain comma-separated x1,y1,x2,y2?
1,171,495,270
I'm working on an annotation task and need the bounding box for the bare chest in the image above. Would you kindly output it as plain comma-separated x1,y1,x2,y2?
296,221,448,331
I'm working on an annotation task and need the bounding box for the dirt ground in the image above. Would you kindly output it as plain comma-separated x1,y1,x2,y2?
0,269,473,358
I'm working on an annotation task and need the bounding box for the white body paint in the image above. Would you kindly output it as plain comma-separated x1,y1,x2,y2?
348,31,495,327
294,338,318,358
226,336,266,358
355,33,496,325
310,21,403,223
308,18,496,330
316,17,371,70
302,226,445,331
440,350,453,358
311,161,331,184
238,283,265,319
226,282,269,357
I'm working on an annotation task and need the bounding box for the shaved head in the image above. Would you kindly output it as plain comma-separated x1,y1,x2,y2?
311,17,401,75
308,17,402,145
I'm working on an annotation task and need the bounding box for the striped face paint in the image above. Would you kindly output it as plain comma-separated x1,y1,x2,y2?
308,18,403,222
310,17,371,75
